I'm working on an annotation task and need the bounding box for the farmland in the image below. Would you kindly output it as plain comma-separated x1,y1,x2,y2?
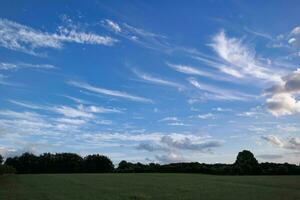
1,173,299,200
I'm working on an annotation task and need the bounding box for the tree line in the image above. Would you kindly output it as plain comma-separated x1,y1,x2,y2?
117,150,300,175
2,153,114,174
1,150,300,175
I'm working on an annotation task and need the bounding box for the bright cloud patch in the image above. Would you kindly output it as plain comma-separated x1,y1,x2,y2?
0,18,117,55
210,30,281,83
265,69,300,116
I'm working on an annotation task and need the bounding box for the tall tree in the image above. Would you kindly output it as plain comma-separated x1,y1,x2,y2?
234,150,260,175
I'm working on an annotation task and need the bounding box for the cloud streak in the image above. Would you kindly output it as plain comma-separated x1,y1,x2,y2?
102,19,170,52
188,77,255,101
0,18,117,55
68,80,153,103
167,62,216,79
0,62,57,71
133,69,184,90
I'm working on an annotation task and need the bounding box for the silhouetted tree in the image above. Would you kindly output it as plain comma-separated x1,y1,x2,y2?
83,154,114,173
0,154,3,165
51,153,83,173
234,150,260,175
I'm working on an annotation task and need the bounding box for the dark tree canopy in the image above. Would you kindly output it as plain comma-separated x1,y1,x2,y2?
5,152,113,174
3,150,300,175
0,154,3,165
83,154,114,173
234,150,261,175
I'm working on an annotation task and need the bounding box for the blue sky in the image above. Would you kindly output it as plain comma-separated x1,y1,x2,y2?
0,0,300,164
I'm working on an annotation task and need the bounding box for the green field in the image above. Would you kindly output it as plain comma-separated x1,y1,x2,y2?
0,174,299,200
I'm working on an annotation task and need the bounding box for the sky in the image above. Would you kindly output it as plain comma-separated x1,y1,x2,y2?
0,0,300,164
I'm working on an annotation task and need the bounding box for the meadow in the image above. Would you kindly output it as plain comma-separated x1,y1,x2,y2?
0,173,299,200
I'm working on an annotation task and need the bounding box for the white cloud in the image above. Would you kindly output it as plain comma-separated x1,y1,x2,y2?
0,110,42,121
53,106,94,118
261,135,284,147
270,26,300,49
102,19,170,52
155,152,186,163
288,38,297,44
95,120,113,125
0,18,117,55
266,93,300,116
265,69,300,116
244,27,273,40
210,30,281,83
188,77,254,101
62,95,92,105
54,27,117,45
55,118,87,125
167,62,217,79
290,27,300,36
137,134,222,163
9,100,122,118
159,117,179,122
68,80,153,103
104,19,121,32
213,107,232,112
196,113,215,119
167,122,190,126
78,104,122,114
133,69,184,89
0,74,15,86
0,62,57,71
261,135,300,150
159,117,190,126
8,100,46,110
160,135,222,152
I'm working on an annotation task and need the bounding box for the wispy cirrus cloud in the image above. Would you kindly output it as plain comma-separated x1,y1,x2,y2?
0,74,13,86
9,100,122,118
52,106,94,118
61,95,92,105
167,122,191,126
8,100,46,110
102,19,170,52
244,26,273,40
68,80,153,103
166,62,219,80
196,113,215,119
0,62,57,71
209,30,282,83
132,69,184,90
159,117,179,122
158,117,190,126
0,18,117,55
188,77,255,101
104,19,122,33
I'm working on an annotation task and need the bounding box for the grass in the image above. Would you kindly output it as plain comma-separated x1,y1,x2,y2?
0,173,300,200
